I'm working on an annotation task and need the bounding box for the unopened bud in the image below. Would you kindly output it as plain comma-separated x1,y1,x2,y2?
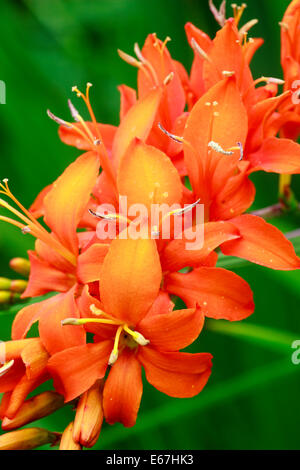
0,291,21,305
73,380,103,448
10,280,28,293
0,277,11,290
0,427,60,450
59,422,81,450
2,391,65,431
9,258,30,277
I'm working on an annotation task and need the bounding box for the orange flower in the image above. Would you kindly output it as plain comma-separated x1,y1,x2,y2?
48,238,212,427
0,339,49,419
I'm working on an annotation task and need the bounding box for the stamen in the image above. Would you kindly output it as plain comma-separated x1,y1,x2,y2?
232,3,247,26
239,19,258,37
163,72,174,86
0,183,76,265
109,325,124,365
118,48,142,68
208,141,234,155
88,208,130,225
222,70,235,77
123,326,149,346
0,360,14,378
67,99,80,122
47,110,72,129
166,198,201,217
209,0,226,27
191,38,212,62
158,122,184,144
61,317,120,326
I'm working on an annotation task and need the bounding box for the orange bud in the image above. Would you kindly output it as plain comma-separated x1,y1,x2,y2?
0,427,60,450
59,422,81,450
9,258,30,277
10,280,28,293
2,391,65,431
73,380,103,448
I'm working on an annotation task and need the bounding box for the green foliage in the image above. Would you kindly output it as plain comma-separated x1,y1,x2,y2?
0,0,300,450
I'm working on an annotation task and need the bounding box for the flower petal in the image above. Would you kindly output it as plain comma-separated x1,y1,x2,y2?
12,295,61,340
221,214,300,270
164,267,254,320
47,341,112,402
59,123,116,152
77,243,110,284
161,221,239,272
100,238,162,324
118,139,182,211
138,308,204,351
103,349,142,427
248,137,300,174
39,287,86,355
118,85,137,120
112,87,162,165
138,347,212,398
44,151,100,255
22,251,75,298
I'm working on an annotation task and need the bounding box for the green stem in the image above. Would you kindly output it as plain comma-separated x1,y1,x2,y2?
206,320,296,352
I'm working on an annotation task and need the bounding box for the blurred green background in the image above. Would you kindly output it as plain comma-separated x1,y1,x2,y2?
1,0,300,450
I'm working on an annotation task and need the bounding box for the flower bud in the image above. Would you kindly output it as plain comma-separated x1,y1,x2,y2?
0,427,60,450
73,380,103,448
9,258,30,277
0,278,11,290
10,279,28,293
2,391,65,431
0,291,21,305
59,422,81,450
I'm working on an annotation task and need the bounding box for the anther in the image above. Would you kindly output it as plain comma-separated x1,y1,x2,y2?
222,71,235,77
47,110,72,129
163,72,174,86
208,141,234,155
67,99,80,122
0,360,14,378
209,0,226,27
108,350,119,366
191,38,212,62
158,123,184,144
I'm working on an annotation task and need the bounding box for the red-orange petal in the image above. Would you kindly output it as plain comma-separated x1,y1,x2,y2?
164,267,254,320
47,341,112,402
77,243,110,284
117,139,182,211
38,287,86,355
248,137,300,174
100,238,162,325
22,251,75,298
161,221,240,272
103,349,142,428
138,347,212,398
138,308,204,351
112,87,162,166
221,214,300,270
44,151,100,255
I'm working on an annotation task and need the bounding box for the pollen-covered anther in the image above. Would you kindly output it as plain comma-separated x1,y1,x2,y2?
222,70,235,77
108,350,119,366
47,110,72,129
68,99,80,122
94,139,101,146
208,141,234,155
158,122,184,144
0,360,14,378
209,0,226,27
132,332,150,346
117,49,142,68
191,38,212,62
163,72,174,86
